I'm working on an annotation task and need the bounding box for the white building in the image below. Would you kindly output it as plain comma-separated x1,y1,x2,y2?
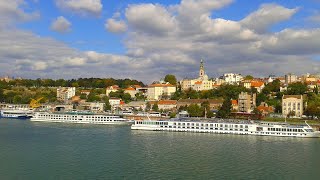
109,98,121,107
147,83,176,100
124,85,142,98
106,85,120,96
285,73,298,84
282,95,303,118
57,87,76,102
222,73,243,85
180,60,213,91
89,102,105,112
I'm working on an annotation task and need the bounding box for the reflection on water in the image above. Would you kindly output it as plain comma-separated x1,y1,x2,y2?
0,118,320,179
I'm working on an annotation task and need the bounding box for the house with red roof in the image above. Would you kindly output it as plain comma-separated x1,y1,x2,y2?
158,100,177,111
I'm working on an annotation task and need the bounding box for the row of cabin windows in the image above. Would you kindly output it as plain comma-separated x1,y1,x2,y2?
137,121,168,125
267,128,304,132
163,126,249,131
173,123,248,129
38,115,114,119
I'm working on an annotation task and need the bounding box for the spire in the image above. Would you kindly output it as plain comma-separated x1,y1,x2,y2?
199,59,205,78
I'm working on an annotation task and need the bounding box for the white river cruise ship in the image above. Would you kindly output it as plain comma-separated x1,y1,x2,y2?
0,109,34,119
31,112,133,125
131,119,320,138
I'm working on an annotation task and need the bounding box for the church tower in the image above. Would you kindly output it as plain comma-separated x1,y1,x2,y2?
199,59,205,78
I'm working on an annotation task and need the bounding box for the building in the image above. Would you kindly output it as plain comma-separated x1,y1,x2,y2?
79,102,105,112
106,85,120,96
222,73,243,85
80,90,91,96
231,100,238,111
257,102,274,116
122,101,147,111
285,73,297,84
180,60,213,91
177,99,224,110
250,81,265,93
124,85,142,98
57,87,76,102
0,75,12,82
238,92,256,113
158,100,177,111
282,95,303,118
147,83,176,100
109,98,121,108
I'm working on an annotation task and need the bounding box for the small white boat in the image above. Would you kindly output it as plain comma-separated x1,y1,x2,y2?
0,109,34,119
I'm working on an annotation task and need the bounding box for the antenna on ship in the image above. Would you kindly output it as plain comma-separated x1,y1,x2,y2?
305,120,312,128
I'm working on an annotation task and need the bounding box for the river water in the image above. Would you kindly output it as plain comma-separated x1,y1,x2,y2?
0,118,319,179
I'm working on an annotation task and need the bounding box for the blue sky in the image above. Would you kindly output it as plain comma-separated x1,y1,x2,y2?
1,0,320,82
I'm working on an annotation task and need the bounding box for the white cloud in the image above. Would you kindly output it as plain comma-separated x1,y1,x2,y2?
125,4,177,35
55,0,102,17
241,3,298,33
307,13,320,23
50,16,71,33
259,28,320,55
0,0,39,28
105,18,127,33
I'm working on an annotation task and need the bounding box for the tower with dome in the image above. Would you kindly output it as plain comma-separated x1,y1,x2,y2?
180,60,213,91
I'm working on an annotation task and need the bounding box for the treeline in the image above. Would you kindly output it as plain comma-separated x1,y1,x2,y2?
1,78,145,88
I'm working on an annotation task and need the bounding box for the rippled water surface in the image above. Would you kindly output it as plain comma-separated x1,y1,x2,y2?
1,118,320,179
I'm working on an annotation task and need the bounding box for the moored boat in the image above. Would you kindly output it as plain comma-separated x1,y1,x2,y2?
131,118,320,138
30,111,133,125
0,109,34,119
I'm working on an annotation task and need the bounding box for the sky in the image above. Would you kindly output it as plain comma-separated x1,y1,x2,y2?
1,0,320,83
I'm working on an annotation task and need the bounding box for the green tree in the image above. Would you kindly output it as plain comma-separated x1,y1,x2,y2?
287,82,308,95
313,86,319,95
201,101,214,118
135,92,145,101
0,88,4,102
187,104,202,117
244,75,254,80
256,93,267,106
103,97,111,111
252,108,262,119
216,98,232,118
185,88,199,99
146,102,151,111
169,112,176,118
13,95,22,104
164,74,177,85
287,110,296,118
80,94,87,99
87,91,101,102
152,103,159,111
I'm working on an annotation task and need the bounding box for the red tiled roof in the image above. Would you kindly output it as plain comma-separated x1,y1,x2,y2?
149,83,175,87
133,85,142,88
125,87,135,91
158,100,177,105
257,106,274,113
231,100,238,105
251,81,264,87
195,81,202,85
